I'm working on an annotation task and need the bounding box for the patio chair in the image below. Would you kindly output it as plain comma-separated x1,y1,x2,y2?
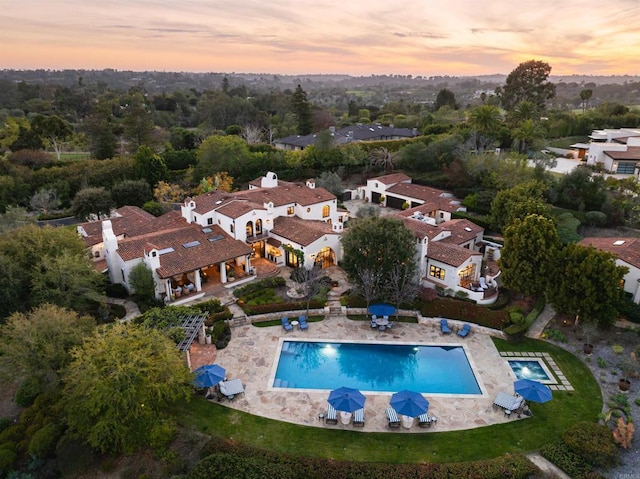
370,318,378,328
281,317,293,332
325,404,338,425
386,321,393,329
353,408,365,427
440,319,452,334
457,323,471,338
418,413,431,428
298,316,309,331
479,277,489,290
386,407,401,428
378,325,386,332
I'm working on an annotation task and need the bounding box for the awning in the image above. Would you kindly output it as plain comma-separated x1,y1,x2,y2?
267,237,282,247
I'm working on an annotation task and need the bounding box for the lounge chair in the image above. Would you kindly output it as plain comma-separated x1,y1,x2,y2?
440,319,451,334
353,408,365,427
281,317,293,332
325,404,338,425
479,277,489,290
457,323,471,338
418,413,431,428
493,392,524,416
386,407,401,428
298,316,309,331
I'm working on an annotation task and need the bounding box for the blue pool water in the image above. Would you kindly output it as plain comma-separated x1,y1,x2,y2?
508,360,551,381
273,341,481,394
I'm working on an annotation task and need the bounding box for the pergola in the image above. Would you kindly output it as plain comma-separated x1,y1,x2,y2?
177,312,209,369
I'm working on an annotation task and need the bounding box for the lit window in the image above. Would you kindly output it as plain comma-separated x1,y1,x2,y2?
287,206,294,215
429,265,445,280
322,205,330,218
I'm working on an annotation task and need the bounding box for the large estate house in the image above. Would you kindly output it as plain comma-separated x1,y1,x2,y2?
575,128,640,176
273,123,418,151
79,172,498,304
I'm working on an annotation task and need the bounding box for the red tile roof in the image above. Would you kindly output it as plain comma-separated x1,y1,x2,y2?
578,237,640,269
439,219,484,246
427,241,481,267
370,172,412,185
117,223,251,279
78,206,159,247
271,216,335,246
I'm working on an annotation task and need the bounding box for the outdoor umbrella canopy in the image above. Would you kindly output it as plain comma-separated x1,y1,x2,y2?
390,390,429,417
193,364,226,388
514,379,552,403
328,387,366,412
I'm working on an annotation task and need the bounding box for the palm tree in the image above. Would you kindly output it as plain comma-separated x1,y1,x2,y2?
580,89,593,112
511,119,545,154
466,105,502,151
508,100,537,126
369,147,399,174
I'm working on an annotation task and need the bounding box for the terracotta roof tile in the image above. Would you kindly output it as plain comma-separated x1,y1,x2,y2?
578,237,640,269
78,206,158,247
370,172,412,185
271,216,335,246
427,241,481,267
439,219,484,245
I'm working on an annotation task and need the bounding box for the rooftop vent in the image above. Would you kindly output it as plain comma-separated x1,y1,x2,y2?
182,241,201,248
215,200,222,205
208,234,225,242
613,240,626,246
464,227,472,232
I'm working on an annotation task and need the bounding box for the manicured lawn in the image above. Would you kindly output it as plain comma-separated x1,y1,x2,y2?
177,337,601,463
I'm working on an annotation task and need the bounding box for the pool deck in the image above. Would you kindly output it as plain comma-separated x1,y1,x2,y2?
213,315,532,433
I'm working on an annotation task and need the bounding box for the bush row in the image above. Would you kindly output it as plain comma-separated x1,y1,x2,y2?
240,299,325,316
233,277,286,298
189,439,540,479
420,298,509,329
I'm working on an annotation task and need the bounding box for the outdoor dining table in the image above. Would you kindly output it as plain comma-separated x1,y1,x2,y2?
375,316,389,326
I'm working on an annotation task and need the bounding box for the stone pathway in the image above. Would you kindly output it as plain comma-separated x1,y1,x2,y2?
526,303,557,339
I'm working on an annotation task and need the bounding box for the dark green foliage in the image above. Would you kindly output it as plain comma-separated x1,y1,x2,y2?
55,435,97,479
105,282,129,298
193,438,540,479
27,423,62,459
15,377,41,408
496,60,556,110
584,210,607,227
149,419,178,455
111,179,152,207
128,262,157,305
291,85,312,135
163,148,198,170
134,145,168,188
540,441,593,478
72,186,113,220
618,293,640,323
420,298,509,329
142,200,165,216
434,88,458,110
233,277,286,298
561,422,619,469
0,447,17,475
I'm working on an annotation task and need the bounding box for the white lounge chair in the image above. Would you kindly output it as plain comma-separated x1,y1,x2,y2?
479,277,489,290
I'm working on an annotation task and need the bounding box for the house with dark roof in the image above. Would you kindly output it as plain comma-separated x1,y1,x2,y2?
578,237,640,303
273,123,418,151
583,128,640,176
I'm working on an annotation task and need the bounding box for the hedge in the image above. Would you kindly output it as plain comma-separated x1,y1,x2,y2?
420,298,509,329
233,277,286,298
192,438,540,479
239,299,324,316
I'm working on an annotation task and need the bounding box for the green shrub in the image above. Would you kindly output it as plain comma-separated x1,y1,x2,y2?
544,328,567,343
27,422,63,459
561,422,619,469
540,441,592,478
149,419,177,455
597,357,607,368
192,299,225,314
0,447,17,475
233,277,286,298
55,435,96,478
488,288,511,310
15,377,41,408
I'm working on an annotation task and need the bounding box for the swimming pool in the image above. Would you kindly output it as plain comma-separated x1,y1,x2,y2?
272,340,482,394
508,359,554,383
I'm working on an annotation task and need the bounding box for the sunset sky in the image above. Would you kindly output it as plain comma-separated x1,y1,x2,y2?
1,0,639,76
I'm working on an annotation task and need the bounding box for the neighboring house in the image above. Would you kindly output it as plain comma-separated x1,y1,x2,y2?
396,204,497,304
273,123,418,151
578,237,640,303
582,128,640,176
81,172,347,302
363,173,466,220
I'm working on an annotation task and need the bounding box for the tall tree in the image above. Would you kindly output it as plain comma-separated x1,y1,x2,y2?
0,304,95,392
496,60,556,111
194,135,251,181
580,89,593,112
547,244,627,328
500,214,560,297
369,147,399,174
466,105,502,150
111,179,153,208
134,145,168,188
291,85,313,135
434,88,457,110
122,93,156,151
84,95,118,160
63,323,192,454
72,186,114,220
489,180,551,232
128,262,157,305
341,216,416,300
384,263,418,319
511,118,545,154
30,114,73,161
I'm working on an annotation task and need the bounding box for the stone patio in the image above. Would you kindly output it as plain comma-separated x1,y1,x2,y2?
212,314,553,433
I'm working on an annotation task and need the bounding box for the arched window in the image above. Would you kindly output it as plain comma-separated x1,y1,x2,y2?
255,219,262,235
246,221,254,237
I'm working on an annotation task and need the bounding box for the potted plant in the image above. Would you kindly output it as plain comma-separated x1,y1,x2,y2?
580,319,597,355
379,195,386,206
618,354,637,392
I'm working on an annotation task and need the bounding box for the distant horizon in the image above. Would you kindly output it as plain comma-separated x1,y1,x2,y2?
1,1,639,76
3,68,640,80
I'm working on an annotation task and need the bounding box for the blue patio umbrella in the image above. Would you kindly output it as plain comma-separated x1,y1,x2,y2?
390,390,429,417
328,387,366,413
514,379,552,403
193,364,226,388
369,304,396,317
